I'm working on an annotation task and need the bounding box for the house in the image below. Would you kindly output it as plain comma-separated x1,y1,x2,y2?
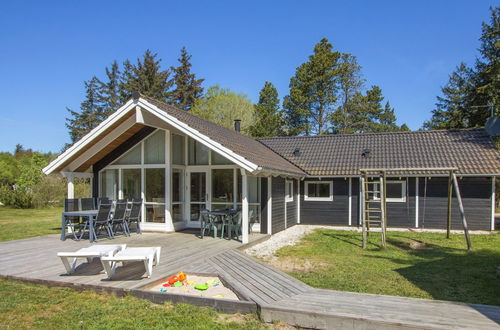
43,93,500,242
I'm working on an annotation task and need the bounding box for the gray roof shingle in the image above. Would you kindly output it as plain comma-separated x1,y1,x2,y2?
142,95,306,176
259,129,500,176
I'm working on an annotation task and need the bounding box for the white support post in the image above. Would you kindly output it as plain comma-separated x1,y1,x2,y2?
415,177,419,228
241,169,249,244
267,176,272,235
491,176,496,231
165,130,172,230
348,178,352,226
296,179,300,224
67,175,74,199
359,176,364,226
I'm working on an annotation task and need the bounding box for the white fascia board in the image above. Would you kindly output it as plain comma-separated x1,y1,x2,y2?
42,99,136,175
137,99,259,173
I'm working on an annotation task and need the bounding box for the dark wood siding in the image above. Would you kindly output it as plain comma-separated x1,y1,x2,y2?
386,178,416,228
260,177,268,234
418,177,492,230
92,126,156,197
300,178,352,225
271,176,286,234
351,178,360,225
286,179,298,228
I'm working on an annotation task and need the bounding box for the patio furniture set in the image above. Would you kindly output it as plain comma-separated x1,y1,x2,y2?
61,198,142,242
200,208,256,240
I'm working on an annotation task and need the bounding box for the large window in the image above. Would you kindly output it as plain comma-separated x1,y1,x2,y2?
121,169,141,200
172,169,184,222
188,138,209,165
100,169,118,200
171,134,185,165
145,168,165,223
304,181,333,201
285,180,294,202
212,169,234,210
114,144,141,165
144,130,165,164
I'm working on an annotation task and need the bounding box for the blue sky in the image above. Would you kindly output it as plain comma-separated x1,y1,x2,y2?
0,0,496,153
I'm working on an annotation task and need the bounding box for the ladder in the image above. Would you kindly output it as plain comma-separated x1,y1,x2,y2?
361,170,387,249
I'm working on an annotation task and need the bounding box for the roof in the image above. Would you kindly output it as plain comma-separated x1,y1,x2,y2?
43,95,306,177
141,96,306,176
259,129,500,176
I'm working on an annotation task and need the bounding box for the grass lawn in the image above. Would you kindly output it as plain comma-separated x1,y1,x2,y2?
0,279,269,329
272,229,500,306
0,206,62,242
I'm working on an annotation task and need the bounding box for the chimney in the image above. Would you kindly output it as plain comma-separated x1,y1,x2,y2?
234,119,241,132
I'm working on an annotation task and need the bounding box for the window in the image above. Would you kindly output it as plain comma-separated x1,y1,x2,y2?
285,180,294,202
100,169,118,200
171,134,185,165
114,143,141,165
211,151,232,165
386,180,406,202
304,181,333,201
121,169,141,200
188,137,209,165
144,130,165,164
172,169,184,222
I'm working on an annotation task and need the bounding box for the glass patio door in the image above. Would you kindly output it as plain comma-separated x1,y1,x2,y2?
188,170,208,226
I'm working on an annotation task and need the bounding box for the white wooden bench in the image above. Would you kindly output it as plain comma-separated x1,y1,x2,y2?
57,244,126,274
100,247,161,279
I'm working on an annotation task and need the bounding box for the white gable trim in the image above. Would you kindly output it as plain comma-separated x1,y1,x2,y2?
43,97,260,175
42,99,136,175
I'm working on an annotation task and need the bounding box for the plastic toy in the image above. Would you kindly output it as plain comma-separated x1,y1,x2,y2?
187,281,195,285
178,271,186,281
173,281,182,287
168,275,178,285
160,288,167,293
195,284,209,291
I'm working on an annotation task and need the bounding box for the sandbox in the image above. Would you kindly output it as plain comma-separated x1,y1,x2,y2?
142,274,240,301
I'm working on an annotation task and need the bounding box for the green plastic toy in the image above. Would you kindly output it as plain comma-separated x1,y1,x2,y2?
194,284,209,291
173,281,182,287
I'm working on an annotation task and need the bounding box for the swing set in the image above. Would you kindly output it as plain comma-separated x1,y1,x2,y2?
360,167,472,251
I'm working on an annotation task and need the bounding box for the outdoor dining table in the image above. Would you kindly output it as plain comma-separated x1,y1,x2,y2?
61,210,98,242
209,209,238,240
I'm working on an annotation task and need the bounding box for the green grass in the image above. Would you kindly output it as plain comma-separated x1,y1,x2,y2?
0,206,62,242
0,279,268,330
273,229,500,306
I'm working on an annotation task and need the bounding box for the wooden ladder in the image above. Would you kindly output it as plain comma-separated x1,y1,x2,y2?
361,170,387,249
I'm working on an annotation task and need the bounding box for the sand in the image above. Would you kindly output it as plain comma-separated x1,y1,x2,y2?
147,275,239,301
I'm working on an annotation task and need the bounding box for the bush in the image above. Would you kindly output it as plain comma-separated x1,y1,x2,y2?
0,185,33,208
31,175,66,208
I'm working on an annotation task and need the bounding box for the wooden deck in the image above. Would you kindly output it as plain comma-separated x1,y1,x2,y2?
1,232,499,329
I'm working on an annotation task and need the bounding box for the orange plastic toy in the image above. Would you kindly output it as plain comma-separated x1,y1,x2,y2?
168,275,178,285
178,272,186,282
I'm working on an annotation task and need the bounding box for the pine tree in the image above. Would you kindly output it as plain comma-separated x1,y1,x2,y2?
424,7,499,129
423,63,475,129
65,77,103,142
97,60,121,120
330,54,365,134
283,38,342,135
473,6,499,122
169,47,204,110
248,82,284,137
120,50,173,102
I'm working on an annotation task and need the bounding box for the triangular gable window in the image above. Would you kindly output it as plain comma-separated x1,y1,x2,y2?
113,143,141,165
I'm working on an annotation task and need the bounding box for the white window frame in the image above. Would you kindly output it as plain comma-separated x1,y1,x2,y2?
285,180,294,202
374,180,407,203
304,180,333,201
